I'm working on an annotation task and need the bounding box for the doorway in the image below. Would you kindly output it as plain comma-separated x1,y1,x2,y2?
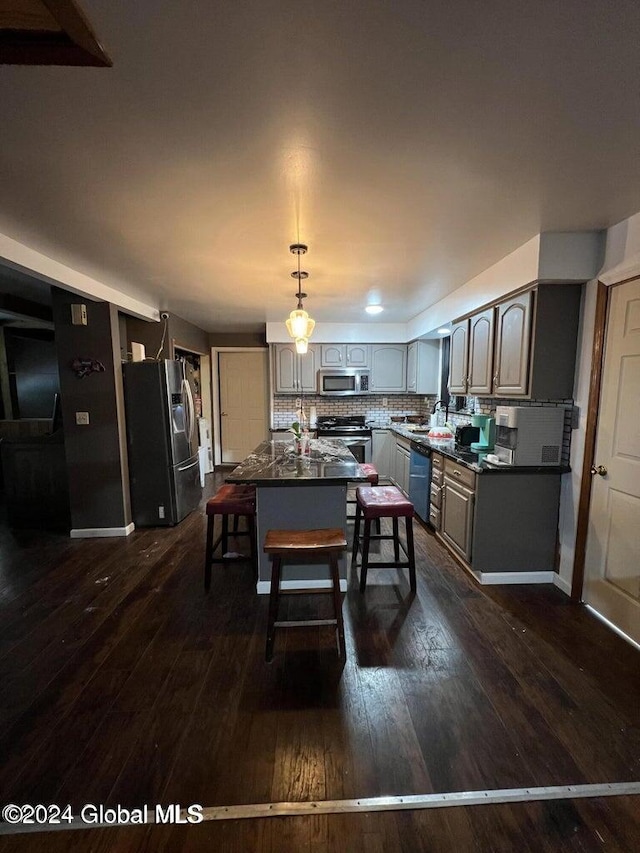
583,278,640,645
215,349,269,464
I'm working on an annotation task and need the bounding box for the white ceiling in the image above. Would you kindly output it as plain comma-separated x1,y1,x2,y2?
1,0,640,332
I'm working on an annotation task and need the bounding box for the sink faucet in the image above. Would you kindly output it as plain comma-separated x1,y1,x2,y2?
432,399,449,420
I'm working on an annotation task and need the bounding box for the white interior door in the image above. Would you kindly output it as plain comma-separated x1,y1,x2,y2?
584,279,640,644
219,351,269,464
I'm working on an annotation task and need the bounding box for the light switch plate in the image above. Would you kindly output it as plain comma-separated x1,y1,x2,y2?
75,411,90,425
71,303,87,325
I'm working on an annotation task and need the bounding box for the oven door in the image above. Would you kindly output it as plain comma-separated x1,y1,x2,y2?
340,436,372,464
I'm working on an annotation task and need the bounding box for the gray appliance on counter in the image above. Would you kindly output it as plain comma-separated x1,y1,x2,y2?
408,441,431,523
123,360,202,526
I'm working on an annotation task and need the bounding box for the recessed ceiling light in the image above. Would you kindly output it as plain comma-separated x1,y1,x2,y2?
365,305,384,315
436,327,450,335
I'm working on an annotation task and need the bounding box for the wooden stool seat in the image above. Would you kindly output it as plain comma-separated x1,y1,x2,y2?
206,484,256,516
351,485,416,593
264,527,347,662
264,528,347,554
204,484,257,592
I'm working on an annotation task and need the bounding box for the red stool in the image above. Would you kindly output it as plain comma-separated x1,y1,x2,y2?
263,528,347,662
351,485,416,593
204,484,256,591
348,463,381,532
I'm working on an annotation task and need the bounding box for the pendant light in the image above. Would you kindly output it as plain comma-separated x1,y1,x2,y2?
285,243,315,350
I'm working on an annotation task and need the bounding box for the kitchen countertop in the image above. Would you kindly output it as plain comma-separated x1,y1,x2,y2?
388,424,570,475
226,438,368,485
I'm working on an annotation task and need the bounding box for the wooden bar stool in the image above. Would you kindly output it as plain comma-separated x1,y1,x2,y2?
263,528,347,662
351,485,416,593
204,484,256,591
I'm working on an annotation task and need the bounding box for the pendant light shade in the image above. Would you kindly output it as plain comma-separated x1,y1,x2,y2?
286,309,315,340
285,243,315,348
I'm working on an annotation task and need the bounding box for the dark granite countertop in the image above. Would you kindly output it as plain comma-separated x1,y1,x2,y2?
389,425,569,475
226,438,368,485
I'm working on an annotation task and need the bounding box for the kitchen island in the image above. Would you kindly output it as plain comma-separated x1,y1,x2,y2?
226,438,367,593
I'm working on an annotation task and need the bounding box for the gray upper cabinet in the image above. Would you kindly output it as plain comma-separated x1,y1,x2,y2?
320,344,345,367
320,344,369,367
468,307,495,396
370,345,407,393
493,291,532,396
274,344,318,393
345,344,369,367
493,284,581,399
407,340,440,394
448,320,469,394
449,282,581,400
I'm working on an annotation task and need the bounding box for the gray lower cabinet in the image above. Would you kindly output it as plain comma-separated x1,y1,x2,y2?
372,429,394,479
441,460,476,561
394,435,411,494
370,345,407,393
437,458,562,575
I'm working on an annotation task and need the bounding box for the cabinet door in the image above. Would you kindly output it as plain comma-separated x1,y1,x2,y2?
298,345,318,392
494,291,532,396
441,477,475,561
406,342,417,392
346,344,369,368
274,344,297,393
448,320,468,394
320,344,345,367
468,308,495,396
402,448,411,497
415,340,440,394
370,345,407,392
372,430,394,478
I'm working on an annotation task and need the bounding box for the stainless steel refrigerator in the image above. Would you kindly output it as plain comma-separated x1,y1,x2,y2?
123,360,202,526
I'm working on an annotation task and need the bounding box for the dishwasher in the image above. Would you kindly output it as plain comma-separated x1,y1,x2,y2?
408,441,431,523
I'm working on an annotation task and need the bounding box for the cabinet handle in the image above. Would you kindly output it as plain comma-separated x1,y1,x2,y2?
452,469,461,477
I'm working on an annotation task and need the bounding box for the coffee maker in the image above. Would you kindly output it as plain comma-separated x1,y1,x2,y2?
470,414,496,452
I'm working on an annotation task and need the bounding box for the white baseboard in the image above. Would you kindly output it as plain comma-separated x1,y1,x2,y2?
70,523,135,539
553,573,572,595
257,578,348,595
473,570,556,585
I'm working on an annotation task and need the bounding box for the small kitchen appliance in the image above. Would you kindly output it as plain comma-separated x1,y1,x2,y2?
317,368,370,396
494,405,565,466
470,414,496,452
455,424,480,447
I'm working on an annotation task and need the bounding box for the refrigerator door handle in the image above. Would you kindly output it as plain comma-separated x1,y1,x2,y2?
182,378,196,446
177,458,199,472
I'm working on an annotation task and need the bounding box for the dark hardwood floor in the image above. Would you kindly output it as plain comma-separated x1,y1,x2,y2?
0,472,638,851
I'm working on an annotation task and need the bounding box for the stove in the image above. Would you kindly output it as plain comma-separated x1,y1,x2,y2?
316,416,372,463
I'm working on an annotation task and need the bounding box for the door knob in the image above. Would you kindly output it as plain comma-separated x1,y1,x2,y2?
590,465,607,476
221,412,228,416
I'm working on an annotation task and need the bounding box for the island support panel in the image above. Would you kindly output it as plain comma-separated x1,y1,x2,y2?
255,484,348,593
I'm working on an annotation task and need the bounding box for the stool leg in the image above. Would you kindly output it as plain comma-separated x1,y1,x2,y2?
247,513,257,572
376,517,381,535
233,514,240,534
221,514,229,558
266,555,282,662
330,554,346,659
359,518,372,593
351,503,362,567
204,514,215,592
406,515,416,592
392,517,400,563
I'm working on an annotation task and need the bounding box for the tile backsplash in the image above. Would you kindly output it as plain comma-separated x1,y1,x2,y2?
273,393,575,465
272,394,437,427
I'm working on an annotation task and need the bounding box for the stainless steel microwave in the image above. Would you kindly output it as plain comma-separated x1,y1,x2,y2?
317,368,370,396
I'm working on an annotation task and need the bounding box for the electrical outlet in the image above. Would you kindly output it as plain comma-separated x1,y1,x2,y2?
382,398,388,407
75,411,90,425
295,398,302,408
